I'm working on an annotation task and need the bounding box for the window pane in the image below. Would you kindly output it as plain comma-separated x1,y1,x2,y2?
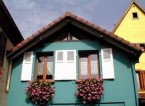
80,57,88,79
37,56,44,79
90,54,99,78
103,49,111,59
136,72,140,89
24,52,32,62
47,56,54,79
132,12,138,19
57,51,63,61
67,51,74,61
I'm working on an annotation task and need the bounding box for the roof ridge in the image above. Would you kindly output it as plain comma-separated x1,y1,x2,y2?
9,12,143,59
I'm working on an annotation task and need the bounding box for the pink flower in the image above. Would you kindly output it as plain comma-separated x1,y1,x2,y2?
76,78,103,104
25,80,55,105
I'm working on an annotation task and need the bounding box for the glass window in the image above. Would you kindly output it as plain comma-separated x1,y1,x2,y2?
36,53,54,80
136,72,140,90
132,12,138,19
79,51,100,79
80,57,88,79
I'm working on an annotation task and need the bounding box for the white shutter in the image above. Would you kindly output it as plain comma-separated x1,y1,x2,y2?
55,50,76,80
101,48,114,79
55,51,65,80
21,52,33,81
66,50,76,80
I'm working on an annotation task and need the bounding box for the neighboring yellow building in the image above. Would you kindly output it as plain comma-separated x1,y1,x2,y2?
112,1,145,43
112,1,145,98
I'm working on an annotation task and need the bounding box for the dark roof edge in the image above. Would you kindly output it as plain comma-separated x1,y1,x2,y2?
0,1,23,45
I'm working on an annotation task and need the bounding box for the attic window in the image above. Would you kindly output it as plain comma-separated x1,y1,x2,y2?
132,12,138,19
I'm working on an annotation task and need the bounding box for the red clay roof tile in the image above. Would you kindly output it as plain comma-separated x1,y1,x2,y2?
38,28,44,34
53,18,61,24
76,16,83,22
65,12,71,16
93,25,99,29
86,22,94,27
27,35,34,40
17,42,23,47
70,14,77,19
48,22,55,27
12,47,18,51
11,12,142,53
97,27,106,33
116,37,124,42
122,38,130,44
43,25,49,30
32,32,39,37
59,14,66,19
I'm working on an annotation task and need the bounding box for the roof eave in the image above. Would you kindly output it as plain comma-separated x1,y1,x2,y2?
7,17,69,60
0,1,23,45
7,12,143,60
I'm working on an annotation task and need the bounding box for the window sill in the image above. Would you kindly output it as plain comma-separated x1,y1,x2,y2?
34,79,55,83
76,78,101,83
139,92,145,99
139,90,145,93
76,80,82,83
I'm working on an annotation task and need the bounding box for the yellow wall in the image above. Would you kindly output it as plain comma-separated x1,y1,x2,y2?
114,3,145,71
114,4,145,43
135,53,145,70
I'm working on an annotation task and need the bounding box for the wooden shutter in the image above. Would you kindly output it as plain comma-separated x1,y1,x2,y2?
55,50,76,80
101,48,114,79
21,52,33,81
140,71,145,90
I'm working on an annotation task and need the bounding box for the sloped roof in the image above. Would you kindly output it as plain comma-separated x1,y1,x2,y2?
112,1,145,33
7,12,143,60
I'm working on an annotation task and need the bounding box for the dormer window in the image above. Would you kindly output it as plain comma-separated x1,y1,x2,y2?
132,12,138,19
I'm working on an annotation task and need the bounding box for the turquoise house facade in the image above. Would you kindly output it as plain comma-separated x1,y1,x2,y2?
7,12,142,106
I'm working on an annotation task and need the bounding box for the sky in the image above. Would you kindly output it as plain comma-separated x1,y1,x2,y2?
3,0,145,39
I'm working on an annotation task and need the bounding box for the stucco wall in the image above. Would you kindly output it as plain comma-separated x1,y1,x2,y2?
114,4,145,43
113,3,145,71
7,40,138,106
0,38,13,106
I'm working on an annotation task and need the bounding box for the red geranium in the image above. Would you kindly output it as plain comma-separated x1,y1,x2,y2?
76,78,103,104
25,80,55,106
